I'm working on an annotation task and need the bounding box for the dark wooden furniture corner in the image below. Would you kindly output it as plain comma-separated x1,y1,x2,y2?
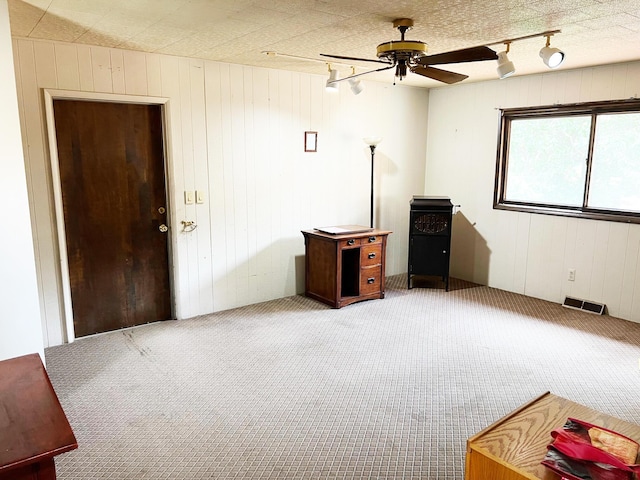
302,228,392,308
0,353,77,480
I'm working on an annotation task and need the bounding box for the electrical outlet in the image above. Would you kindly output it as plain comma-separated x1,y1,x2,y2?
568,269,576,281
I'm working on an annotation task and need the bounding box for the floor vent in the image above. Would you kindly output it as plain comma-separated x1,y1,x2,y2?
562,296,605,315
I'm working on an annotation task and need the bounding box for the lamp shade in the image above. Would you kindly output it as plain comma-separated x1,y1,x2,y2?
363,136,382,147
539,46,564,68
496,51,515,79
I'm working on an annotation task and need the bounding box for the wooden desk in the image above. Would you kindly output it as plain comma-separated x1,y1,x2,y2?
0,354,77,480
302,228,391,308
465,391,640,480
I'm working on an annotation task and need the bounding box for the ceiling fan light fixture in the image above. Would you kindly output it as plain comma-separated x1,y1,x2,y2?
496,44,515,79
326,66,339,92
539,35,564,68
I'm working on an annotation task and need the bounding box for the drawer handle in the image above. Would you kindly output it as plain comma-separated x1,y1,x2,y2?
368,236,377,243
443,250,447,254
347,239,355,245
367,277,375,284
368,253,376,259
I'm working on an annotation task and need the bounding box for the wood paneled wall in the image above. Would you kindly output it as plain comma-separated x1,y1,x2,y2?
0,0,44,361
12,38,428,346
425,62,640,323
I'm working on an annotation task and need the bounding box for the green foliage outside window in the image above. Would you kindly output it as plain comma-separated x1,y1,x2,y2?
495,100,640,222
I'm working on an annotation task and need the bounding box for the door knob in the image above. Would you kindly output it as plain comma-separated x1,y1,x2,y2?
159,224,168,233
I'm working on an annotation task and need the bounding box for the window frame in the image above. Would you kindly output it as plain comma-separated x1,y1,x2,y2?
494,99,640,224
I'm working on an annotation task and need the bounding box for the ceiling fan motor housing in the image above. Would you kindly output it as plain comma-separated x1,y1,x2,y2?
377,40,427,60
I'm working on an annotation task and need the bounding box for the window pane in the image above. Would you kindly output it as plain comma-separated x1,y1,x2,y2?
505,116,591,206
589,112,640,212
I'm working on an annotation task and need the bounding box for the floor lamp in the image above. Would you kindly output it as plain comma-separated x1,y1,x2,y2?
363,137,382,228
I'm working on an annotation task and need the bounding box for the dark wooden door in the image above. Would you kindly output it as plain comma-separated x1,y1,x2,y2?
53,99,171,338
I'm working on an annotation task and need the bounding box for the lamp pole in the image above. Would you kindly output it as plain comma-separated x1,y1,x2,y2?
369,144,376,228
363,137,382,228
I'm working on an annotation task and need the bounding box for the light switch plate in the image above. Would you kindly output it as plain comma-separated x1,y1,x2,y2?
185,191,194,205
196,190,205,204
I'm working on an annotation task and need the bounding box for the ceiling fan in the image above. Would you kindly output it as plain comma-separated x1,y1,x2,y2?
320,18,498,85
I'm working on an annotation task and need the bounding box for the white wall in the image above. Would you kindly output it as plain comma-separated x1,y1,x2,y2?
12,37,428,347
425,61,640,323
0,0,44,361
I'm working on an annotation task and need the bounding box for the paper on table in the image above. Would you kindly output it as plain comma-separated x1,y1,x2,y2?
314,225,373,235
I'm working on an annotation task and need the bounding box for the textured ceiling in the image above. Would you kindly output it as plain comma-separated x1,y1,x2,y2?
8,0,640,88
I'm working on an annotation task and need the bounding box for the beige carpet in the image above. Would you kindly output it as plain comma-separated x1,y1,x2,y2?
45,276,640,479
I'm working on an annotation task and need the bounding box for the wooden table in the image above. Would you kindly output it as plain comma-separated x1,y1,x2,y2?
0,354,77,480
302,228,391,308
465,391,640,480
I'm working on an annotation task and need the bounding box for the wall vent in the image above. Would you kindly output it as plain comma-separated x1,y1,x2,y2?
562,296,605,315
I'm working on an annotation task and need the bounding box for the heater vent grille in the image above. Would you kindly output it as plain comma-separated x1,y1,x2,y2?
562,296,605,315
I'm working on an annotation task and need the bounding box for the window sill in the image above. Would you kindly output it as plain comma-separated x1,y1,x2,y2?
494,202,640,224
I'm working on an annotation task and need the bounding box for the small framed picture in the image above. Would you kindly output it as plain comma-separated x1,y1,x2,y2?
304,131,317,152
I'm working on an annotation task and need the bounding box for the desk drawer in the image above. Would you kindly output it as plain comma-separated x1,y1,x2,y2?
339,237,361,249
364,235,382,245
361,244,382,267
360,266,382,295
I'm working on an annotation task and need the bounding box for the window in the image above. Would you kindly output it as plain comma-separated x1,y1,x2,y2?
494,100,640,223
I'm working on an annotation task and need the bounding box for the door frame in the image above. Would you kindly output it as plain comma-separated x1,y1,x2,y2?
43,89,177,343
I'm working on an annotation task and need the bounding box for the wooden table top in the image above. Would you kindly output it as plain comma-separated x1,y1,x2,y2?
467,391,640,479
302,227,392,240
0,353,77,473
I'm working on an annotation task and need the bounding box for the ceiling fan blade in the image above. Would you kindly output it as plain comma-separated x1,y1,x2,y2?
416,46,498,66
411,66,468,84
320,53,390,65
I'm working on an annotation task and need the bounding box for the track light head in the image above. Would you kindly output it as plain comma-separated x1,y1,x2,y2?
347,67,363,94
325,65,339,92
539,35,565,68
496,43,515,79
348,77,363,95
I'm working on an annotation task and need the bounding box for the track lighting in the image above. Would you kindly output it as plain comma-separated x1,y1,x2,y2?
347,67,363,95
263,52,367,93
496,42,515,79
488,29,564,79
539,35,565,68
325,64,339,92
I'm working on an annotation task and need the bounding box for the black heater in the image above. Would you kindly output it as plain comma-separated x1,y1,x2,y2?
407,196,453,290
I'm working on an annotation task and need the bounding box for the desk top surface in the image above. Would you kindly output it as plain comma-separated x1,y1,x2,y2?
302,227,392,240
0,353,77,472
